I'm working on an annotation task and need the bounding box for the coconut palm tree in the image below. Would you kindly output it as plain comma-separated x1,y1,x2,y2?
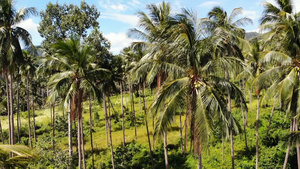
256,0,300,168
150,9,246,169
201,7,251,168
42,37,107,169
130,2,176,168
0,0,37,147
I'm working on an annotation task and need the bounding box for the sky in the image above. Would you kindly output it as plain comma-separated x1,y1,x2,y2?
14,0,300,54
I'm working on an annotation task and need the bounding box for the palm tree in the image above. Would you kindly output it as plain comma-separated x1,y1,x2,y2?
256,0,300,168
20,50,37,148
150,9,246,169
201,7,251,168
0,0,37,147
130,3,177,168
43,37,107,169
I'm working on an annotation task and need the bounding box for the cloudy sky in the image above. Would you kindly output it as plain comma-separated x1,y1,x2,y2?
15,0,300,54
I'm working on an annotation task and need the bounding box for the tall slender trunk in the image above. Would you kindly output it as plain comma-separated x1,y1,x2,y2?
0,119,4,144
296,118,300,169
142,82,154,169
248,89,252,113
53,103,55,151
222,130,225,161
89,93,95,169
81,117,86,169
139,83,141,115
184,102,189,154
27,77,33,148
124,83,128,108
130,80,137,139
32,95,37,142
190,116,194,153
103,93,109,148
68,110,73,168
121,81,125,147
180,108,183,152
256,92,260,169
267,99,277,137
283,119,293,169
164,131,169,169
78,112,82,169
198,144,202,169
152,89,155,149
230,128,234,169
9,73,14,145
107,94,115,169
5,74,11,145
226,71,234,169
77,88,84,169
242,110,248,151
17,83,20,143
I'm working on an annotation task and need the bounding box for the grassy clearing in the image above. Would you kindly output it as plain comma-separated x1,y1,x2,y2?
0,89,292,168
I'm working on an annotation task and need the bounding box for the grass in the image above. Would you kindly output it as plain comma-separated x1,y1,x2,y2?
0,88,293,168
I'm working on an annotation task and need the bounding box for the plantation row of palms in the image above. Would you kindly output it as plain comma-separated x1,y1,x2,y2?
0,0,300,168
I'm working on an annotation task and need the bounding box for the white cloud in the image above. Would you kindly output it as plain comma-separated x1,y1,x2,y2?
199,1,221,8
99,0,141,12
242,10,258,21
15,18,42,45
104,32,138,54
110,4,128,11
102,13,139,26
293,1,300,12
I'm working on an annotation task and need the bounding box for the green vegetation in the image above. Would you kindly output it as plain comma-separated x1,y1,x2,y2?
0,0,300,168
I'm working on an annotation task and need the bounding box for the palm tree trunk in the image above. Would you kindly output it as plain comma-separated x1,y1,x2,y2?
184,101,190,154
81,116,86,169
180,108,183,152
5,74,10,146
283,119,293,169
242,110,248,151
226,71,234,169
78,112,82,169
107,94,115,169
295,118,300,169
68,110,73,168
77,88,85,169
17,82,20,143
267,99,277,137
0,119,4,144
32,95,37,142
139,83,142,115
121,81,125,147
9,73,14,145
27,77,33,148
103,93,109,148
142,82,154,169
53,103,55,151
256,92,260,169
230,127,234,169
152,89,155,149
130,81,137,140
89,92,95,169
164,131,169,169
190,117,194,153
198,144,202,169
248,89,252,113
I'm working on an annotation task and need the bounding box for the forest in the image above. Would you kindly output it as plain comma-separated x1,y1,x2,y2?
0,0,300,168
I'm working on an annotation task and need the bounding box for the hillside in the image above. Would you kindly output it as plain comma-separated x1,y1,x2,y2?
0,88,294,168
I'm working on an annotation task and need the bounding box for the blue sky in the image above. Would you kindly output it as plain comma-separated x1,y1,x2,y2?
15,0,300,54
